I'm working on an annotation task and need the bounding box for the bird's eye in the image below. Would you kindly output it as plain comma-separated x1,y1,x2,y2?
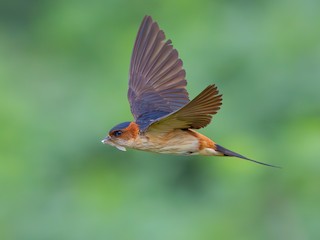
113,130,122,137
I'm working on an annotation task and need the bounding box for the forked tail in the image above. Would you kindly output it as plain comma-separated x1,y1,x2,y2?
215,144,280,168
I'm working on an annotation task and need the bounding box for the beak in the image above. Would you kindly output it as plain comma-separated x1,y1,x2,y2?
101,136,110,144
101,135,127,151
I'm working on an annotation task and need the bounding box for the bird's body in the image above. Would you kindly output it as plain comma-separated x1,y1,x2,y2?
102,15,278,168
109,121,219,156
139,129,215,156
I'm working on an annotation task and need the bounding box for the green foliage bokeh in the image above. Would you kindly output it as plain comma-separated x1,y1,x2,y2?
1,0,320,239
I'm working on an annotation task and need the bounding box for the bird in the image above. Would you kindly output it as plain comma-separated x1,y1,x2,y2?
102,15,278,168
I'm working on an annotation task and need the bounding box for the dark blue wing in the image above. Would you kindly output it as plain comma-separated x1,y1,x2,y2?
128,16,190,131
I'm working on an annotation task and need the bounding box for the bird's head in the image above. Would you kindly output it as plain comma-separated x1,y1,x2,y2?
101,121,139,151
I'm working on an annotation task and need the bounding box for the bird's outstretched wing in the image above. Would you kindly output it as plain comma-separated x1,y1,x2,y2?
128,16,190,131
147,85,222,132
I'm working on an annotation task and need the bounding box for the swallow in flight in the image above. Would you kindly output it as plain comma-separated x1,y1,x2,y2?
102,16,278,168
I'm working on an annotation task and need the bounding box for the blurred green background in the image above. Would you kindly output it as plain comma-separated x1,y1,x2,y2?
1,0,320,239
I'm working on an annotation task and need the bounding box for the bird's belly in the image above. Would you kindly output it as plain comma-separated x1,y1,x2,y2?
133,130,200,155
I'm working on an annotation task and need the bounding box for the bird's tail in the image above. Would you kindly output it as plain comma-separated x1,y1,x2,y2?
215,144,280,168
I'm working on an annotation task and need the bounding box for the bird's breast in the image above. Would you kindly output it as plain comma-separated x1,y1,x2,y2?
132,129,201,155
